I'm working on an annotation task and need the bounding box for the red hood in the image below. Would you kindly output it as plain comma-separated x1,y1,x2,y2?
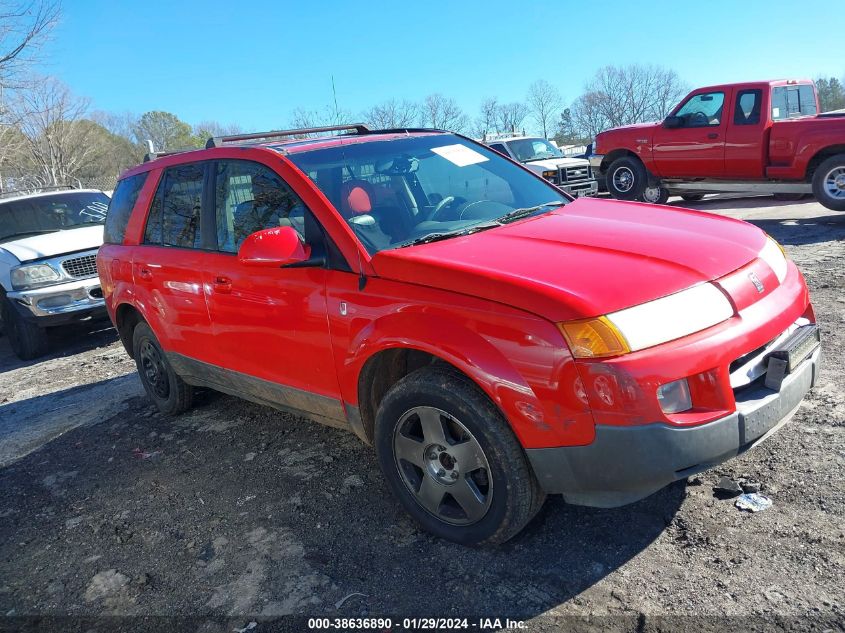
371,198,767,321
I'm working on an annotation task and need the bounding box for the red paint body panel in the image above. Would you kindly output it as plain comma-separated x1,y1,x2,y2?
595,79,845,183
99,130,815,453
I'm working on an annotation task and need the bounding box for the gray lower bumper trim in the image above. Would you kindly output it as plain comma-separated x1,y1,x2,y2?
526,347,820,508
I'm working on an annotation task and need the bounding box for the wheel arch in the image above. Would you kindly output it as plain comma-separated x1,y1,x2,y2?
805,145,845,180
114,302,145,358
600,148,641,175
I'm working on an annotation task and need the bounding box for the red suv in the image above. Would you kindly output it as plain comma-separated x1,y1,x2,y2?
98,124,820,545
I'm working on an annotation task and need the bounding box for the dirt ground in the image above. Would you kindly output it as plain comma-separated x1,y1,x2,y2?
0,195,843,632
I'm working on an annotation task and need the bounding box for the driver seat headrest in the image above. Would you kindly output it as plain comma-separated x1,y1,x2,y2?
340,179,373,216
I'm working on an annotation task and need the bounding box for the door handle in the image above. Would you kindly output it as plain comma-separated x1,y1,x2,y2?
138,267,152,280
707,133,719,139
213,276,232,293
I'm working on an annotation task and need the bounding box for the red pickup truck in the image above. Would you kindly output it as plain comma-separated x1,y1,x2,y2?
591,79,845,210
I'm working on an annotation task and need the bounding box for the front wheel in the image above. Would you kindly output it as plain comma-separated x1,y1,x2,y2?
606,156,647,200
374,367,545,545
1,299,48,360
812,154,845,211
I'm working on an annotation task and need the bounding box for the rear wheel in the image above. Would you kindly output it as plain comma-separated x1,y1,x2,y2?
812,154,845,211
773,193,807,201
606,156,647,200
640,183,669,205
374,366,545,545
132,321,194,415
1,298,48,360
680,193,705,201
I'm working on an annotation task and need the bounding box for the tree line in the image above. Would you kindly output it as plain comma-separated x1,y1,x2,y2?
1,2,843,192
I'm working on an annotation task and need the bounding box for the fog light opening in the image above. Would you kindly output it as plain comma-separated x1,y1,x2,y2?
657,378,692,414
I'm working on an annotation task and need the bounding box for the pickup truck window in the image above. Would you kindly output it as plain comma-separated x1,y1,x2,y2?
674,92,725,127
213,160,309,253
734,89,762,125
771,85,817,120
144,163,204,249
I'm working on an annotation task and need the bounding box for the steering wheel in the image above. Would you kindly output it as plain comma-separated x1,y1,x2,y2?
429,196,456,221
691,111,709,127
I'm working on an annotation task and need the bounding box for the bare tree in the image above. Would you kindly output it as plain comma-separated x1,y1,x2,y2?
569,65,688,138
363,99,419,129
288,104,354,136
420,94,469,132
473,97,500,138
495,101,529,134
8,76,100,186
0,1,60,88
193,120,243,142
527,80,562,138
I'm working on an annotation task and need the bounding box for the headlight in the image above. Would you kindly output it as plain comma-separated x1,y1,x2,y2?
758,236,788,283
542,170,557,180
11,263,62,290
559,283,734,358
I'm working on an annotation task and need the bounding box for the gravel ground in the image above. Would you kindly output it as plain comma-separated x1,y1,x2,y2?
0,195,843,632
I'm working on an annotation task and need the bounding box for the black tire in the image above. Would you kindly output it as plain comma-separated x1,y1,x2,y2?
812,153,845,211
772,193,806,201
132,321,193,415
606,156,648,200
639,183,670,205
1,298,48,360
681,193,705,201
374,366,545,545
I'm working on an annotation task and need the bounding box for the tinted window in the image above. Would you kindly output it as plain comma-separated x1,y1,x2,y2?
214,160,308,252
104,173,147,244
144,164,204,248
771,85,817,120
504,138,563,162
0,191,110,243
733,89,762,125
675,92,725,127
489,143,509,156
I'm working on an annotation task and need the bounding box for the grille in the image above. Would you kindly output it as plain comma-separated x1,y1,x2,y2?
562,166,592,182
61,254,98,278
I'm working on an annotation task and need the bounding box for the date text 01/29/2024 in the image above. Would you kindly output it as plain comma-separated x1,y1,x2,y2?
307,617,527,630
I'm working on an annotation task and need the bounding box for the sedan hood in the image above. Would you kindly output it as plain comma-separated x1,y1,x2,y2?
0,225,103,263
372,198,766,321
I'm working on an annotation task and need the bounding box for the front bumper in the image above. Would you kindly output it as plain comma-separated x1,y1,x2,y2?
559,179,599,198
526,346,820,507
6,277,106,326
588,154,604,171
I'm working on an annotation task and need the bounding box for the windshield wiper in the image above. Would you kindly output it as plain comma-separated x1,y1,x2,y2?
397,221,501,248
523,155,558,163
496,201,563,224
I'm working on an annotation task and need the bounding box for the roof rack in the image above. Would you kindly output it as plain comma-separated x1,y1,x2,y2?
143,148,200,163
206,123,371,149
0,184,77,200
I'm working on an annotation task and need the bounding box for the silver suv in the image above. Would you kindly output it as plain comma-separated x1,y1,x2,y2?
0,187,110,359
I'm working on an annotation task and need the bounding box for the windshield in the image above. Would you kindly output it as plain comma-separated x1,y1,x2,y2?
504,138,563,162
287,134,568,254
0,191,109,243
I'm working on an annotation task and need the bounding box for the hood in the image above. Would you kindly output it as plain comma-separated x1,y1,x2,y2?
372,198,766,321
522,157,590,170
0,225,103,263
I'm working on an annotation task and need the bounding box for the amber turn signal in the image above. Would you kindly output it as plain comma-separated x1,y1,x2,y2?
558,317,631,358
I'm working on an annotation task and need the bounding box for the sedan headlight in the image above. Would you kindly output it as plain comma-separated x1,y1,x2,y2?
758,236,788,283
11,263,62,290
559,283,735,358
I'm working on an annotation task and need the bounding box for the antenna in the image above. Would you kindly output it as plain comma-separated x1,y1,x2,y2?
331,75,341,124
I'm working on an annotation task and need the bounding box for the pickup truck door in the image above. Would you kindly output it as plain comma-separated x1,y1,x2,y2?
724,88,767,179
652,89,730,178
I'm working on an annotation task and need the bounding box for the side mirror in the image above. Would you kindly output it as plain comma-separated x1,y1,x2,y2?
237,226,309,267
664,116,683,129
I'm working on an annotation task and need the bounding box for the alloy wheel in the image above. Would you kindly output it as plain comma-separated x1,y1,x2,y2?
612,166,635,193
823,166,845,200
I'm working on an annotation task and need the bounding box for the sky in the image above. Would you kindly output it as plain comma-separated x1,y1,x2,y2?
39,0,845,133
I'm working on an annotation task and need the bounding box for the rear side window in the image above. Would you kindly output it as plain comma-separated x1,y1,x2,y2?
104,173,147,244
771,85,817,120
213,160,307,252
144,163,205,248
733,89,762,125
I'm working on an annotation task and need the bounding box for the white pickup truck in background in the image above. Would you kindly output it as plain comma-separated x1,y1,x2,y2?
483,134,599,198
0,187,110,360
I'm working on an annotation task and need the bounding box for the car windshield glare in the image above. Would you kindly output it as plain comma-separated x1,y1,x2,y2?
0,192,110,243
287,134,568,254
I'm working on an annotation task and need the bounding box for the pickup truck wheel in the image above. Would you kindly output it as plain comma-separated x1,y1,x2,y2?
680,193,705,201
374,366,545,545
606,156,647,200
1,298,48,360
132,322,194,415
812,154,845,211
640,184,669,205
773,193,806,201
